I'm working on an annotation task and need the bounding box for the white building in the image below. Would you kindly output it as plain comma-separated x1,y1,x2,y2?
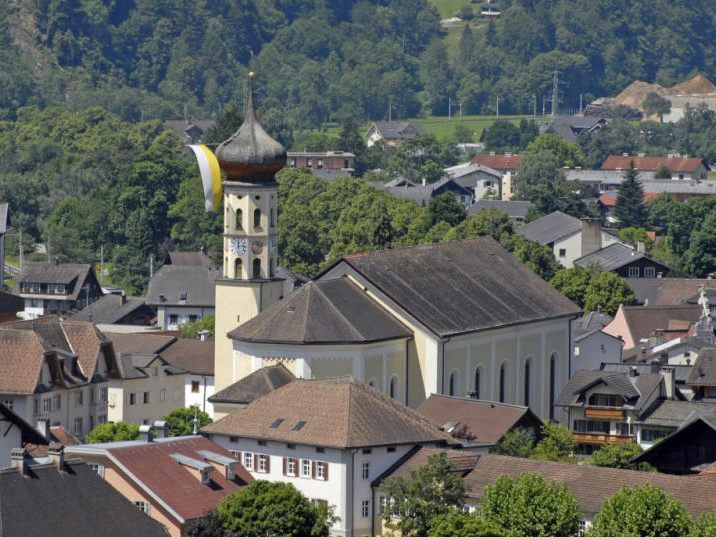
160,338,216,416
203,376,451,537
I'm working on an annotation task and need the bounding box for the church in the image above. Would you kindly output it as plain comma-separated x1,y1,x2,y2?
212,76,580,422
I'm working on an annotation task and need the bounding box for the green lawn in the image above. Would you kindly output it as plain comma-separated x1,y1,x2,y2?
430,0,474,18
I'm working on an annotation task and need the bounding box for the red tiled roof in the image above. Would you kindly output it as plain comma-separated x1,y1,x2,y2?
470,154,522,171
107,436,251,522
601,155,706,173
598,192,618,206
0,329,47,394
61,321,109,379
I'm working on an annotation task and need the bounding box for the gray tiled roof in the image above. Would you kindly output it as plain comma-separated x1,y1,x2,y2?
145,264,219,307
369,122,426,140
575,242,670,272
541,115,607,142
601,362,692,383
229,278,412,345
555,369,663,412
326,237,580,337
564,169,657,184
517,211,581,245
573,311,613,337
0,460,169,537
469,200,533,219
687,348,716,386
16,263,96,302
209,364,296,404
72,294,150,324
639,399,716,427
0,202,8,234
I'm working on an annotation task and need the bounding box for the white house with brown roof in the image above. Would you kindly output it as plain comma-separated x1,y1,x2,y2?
202,376,451,537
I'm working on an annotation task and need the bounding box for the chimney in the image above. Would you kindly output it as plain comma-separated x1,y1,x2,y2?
580,218,602,257
637,241,645,253
10,448,27,474
421,178,426,187
198,330,210,341
139,424,153,443
119,293,126,306
153,420,168,439
660,367,676,399
650,358,661,374
48,443,65,469
629,366,639,377
36,418,50,439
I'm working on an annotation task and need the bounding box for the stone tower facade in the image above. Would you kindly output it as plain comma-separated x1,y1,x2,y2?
213,74,285,392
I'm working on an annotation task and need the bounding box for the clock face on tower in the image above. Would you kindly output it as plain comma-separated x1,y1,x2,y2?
230,238,247,256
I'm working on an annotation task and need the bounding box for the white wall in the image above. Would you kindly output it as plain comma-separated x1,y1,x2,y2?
158,306,214,330
552,232,582,268
185,374,215,416
572,331,623,373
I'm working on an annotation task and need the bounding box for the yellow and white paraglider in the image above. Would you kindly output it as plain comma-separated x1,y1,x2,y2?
187,143,222,212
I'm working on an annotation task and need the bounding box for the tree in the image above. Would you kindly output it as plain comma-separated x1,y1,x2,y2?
499,427,536,458
583,272,636,316
643,92,672,123
478,474,581,537
524,134,585,167
590,443,650,470
382,452,467,537
685,211,716,277
483,120,521,152
428,512,503,537
550,267,592,309
531,422,576,462
429,193,466,227
654,164,672,179
162,406,213,436
590,484,692,537
85,422,140,444
647,192,678,236
509,236,562,281
180,315,215,339
618,227,654,252
615,162,647,229
515,153,586,217
186,512,236,537
692,509,716,537
453,124,474,143
218,481,332,537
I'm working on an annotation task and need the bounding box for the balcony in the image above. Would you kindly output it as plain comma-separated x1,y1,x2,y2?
585,408,625,420
572,433,635,445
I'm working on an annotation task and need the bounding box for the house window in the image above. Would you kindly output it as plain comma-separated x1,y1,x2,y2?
143,392,150,404
524,359,531,407
449,371,459,397
129,393,136,406
89,388,95,405
301,459,312,478
191,381,200,393
189,315,198,323
286,458,297,476
389,376,398,400
42,398,51,413
253,258,261,279
88,462,105,478
317,159,324,169
704,386,716,398
235,208,243,230
588,394,623,407
307,158,313,168
253,208,261,228
577,520,588,537
573,420,610,434
558,248,566,258
169,314,178,325
34,397,40,416
616,422,630,436
75,390,84,407
361,461,370,480
53,393,61,410
316,461,327,480
1,399,12,411
257,454,269,473
243,452,254,471
644,266,656,277
361,500,370,519
134,501,151,514
234,258,243,278
74,417,83,435
628,266,640,277
499,364,506,403
641,428,670,443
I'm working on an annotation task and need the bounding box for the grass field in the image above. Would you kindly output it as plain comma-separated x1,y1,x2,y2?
430,0,473,17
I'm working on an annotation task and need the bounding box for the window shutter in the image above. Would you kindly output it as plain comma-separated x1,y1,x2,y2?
265,456,270,473
283,457,287,476
312,461,316,479
324,462,329,481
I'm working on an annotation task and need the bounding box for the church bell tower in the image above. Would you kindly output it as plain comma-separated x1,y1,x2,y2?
214,73,285,391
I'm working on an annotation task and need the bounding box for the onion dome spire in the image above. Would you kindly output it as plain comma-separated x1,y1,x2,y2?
215,72,286,181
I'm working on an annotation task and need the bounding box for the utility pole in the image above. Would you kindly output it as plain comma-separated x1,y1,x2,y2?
579,93,583,116
533,95,537,118
448,97,452,121
496,95,500,118
459,101,462,119
19,227,24,270
47,236,51,263
388,98,393,122
149,254,154,280
542,95,546,117
551,70,559,118
100,245,105,287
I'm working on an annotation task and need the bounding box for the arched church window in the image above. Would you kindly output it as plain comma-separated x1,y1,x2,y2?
499,363,507,403
253,258,261,279
449,371,459,396
474,367,481,399
524,358,531,407
389,376,398,399
549,354,557,420
254,208,261,228
235,208,243,230
234,258,242,279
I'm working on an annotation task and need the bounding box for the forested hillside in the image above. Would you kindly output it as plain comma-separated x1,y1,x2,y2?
2,0,716,122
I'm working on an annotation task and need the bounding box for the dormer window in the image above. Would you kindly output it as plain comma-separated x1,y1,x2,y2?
47,283,66,295
179,291,187,301
588,394,623,407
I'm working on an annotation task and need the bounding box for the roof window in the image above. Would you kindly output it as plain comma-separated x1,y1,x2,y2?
270,418,284,429
179,291,188,301
292,421,307,432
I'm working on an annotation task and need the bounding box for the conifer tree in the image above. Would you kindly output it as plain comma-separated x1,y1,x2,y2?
615,161,647,228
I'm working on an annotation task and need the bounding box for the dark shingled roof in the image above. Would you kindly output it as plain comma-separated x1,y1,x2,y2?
145,264,218,307
575,242,670,272
373,446,479,487
203,377,452,449
229,278,412,345
160,338,214,376
209,364,295,404
687,348,716,386
627,278,716,306
16,263,95,301
0,460,169,537
324,237,579,338
168,251,213,268
517,211,581,245
103,332,176,356
72,294,152,324
555,369,663,413
638,399,716,427
368,122,426,141
468,200,533,219
601,362,692,384
573,311,613,337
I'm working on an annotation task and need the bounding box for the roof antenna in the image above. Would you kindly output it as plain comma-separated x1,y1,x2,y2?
192,407,199,435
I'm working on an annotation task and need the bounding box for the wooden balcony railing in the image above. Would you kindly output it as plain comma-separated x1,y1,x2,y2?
572,433,635,445
585,408,626,420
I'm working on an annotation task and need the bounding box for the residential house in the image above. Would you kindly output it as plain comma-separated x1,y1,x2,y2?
287,151,355,180
555,365,680,452
632,413,716,473
540,115,608,143
444,162,503,200
416,394,543,451
66,429,251,537
103,332,187,425
468,200,533,225
145,264,218,330
628,277,716,307
574,242,671,278
468,153,522,200
0,202,7,288
572,311,623,372
16,262,103,319
0,317,119,439
375,177,473,208
160,338,215,416
565,169,657,193
517,211,614,268
600,361,693,400
686,348,716,401
0,445,169,537
623,335,714,367
202,376,452,537
72,293,155,326
600,154,710,181
209,363,295,419
221,238,580,422
164,119,216,144
373,447,716,534
365,122,426,148
0,403,47,468
603,304,701,352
